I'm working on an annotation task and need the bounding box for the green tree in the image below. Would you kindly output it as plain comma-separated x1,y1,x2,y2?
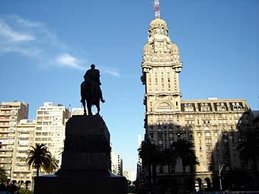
0,167,8,183
26,143,58,176
162,148,176,173
44,156,59,174
171,138,199,192
161,148,177,192
19,188,34,194
171,138,199,173
138,139,160,193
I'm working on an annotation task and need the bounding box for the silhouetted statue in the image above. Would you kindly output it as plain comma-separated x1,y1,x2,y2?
81,64,105,115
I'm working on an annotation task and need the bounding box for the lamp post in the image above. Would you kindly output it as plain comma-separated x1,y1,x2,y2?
219,164,224,191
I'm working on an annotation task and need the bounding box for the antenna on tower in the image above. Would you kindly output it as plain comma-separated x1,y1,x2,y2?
154,0,160,18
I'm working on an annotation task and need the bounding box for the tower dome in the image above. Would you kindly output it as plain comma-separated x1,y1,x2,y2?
148,18,168,37
149,18,168,31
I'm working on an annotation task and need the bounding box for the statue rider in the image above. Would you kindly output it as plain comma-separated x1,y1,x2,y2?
84,64,105,103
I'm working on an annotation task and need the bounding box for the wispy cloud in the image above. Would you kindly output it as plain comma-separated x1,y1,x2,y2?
0,15,121,77
55,53,84,70
0,15,83,70
13,15,41,28
103,67,120,77
0,45,41,57
0,19,34,42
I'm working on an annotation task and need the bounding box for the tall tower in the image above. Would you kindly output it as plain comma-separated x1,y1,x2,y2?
140,1,257,191
141,0,182,146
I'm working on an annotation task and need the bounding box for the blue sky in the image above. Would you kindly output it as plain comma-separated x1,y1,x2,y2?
0,0,259,175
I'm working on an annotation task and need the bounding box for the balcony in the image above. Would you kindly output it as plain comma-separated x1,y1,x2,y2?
0,159,12,164
0,147,13,151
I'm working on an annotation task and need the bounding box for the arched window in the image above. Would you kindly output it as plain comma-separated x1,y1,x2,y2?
156,102,172,111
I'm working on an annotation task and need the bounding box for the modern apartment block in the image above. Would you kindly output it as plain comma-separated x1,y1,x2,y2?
0,101,69,189
0,102,29,180
0,101,127,190
111,151,123,176
35,102,69,168
12,119,36,188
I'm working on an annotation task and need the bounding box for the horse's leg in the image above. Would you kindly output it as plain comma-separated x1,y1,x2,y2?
80,82,87,115
87,102,92,115
81,100,86,115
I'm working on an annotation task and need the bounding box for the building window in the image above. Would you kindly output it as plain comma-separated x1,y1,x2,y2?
223,138,228,143
159,166,164,173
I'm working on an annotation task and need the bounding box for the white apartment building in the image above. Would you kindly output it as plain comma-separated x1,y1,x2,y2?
35,102,69,170
0,101,28,180
12,119,36,189
0,101,129,190
71,107,84,116
111,151,123,176
0,101,69,189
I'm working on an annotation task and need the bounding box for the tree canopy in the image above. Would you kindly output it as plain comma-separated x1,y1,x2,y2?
26,143,58,176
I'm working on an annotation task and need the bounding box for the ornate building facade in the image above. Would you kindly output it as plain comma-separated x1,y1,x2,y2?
140,1,258,192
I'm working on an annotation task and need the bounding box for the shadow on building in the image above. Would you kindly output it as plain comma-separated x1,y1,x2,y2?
209,110,259,191
137,121,197,194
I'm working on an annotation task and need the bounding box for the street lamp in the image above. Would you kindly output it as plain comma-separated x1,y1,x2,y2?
219,164,224,191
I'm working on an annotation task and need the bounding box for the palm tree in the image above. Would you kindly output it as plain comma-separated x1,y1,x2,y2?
26,143,58,176
44,156,59,174
171,138,199,192
162,147,177,174
171,138,199,173
138,139,160,193
161,148,176,192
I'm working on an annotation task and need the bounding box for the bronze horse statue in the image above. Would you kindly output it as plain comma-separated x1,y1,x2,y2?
80,64,105,115
80,80,101,115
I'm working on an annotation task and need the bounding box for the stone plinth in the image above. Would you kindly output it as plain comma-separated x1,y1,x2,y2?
59,115,111,174
34,115,127,194
34,174,127,194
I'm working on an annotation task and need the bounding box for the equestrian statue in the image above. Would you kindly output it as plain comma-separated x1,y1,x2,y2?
80,64,105,115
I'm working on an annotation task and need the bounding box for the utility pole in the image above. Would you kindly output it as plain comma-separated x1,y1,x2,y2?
219,164,224,191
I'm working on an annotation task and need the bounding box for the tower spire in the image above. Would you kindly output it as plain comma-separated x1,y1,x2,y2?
154,0,160,18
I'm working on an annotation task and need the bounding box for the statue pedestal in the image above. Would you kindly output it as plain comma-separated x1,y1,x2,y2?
34,115,128,194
